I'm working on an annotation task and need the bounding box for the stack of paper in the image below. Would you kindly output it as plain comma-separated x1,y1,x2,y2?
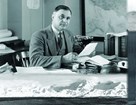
0,36,18,43
106,31,127,37
89,55,110,66
0,29,18,42
16,67,76,74
76,55,110,66
0,29,12,38
0,44,15,55
0,44,6,49
75,42,110,66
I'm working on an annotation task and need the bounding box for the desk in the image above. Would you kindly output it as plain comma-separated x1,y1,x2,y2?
0,45,29,72
0,39,27,66
0,67,127,98
0,46,15,56
0,45,17,72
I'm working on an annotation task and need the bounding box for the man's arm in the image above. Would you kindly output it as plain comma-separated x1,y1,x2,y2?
29,31,62,69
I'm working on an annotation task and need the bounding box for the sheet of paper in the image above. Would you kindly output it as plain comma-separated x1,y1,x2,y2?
89,55,110,66
0,44,6,49
0,46,15,55
0,36,18,43
76,55,110,66
75,56,92,63
78,42,98,57
0,29,12,38
16,67,77,74
106,31,127,37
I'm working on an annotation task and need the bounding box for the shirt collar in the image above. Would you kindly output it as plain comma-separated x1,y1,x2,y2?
51,24,64,35
51,24,59,35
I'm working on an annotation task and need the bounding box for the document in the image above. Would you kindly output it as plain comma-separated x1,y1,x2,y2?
0,36,18,43
76,55,110,66
106,31,127,37
0,44,6,49
16,67,76,74
0,45,15,55
89,55,110,66
78,42,98,57
0,29,12,38
75,42,110,66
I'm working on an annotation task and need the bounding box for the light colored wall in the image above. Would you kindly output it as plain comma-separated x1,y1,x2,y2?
8,0,22,38
0,0,7,29
8,0,43,40
22,0,43,40
64,0,82,35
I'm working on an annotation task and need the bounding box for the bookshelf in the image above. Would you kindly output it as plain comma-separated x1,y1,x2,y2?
104,32,127,58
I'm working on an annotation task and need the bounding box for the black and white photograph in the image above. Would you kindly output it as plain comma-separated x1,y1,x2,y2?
0,0,132,105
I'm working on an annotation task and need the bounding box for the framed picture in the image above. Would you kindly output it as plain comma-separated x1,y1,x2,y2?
84,0,127,37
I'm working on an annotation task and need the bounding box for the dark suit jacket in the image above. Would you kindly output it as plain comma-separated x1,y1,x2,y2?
29,25,74,68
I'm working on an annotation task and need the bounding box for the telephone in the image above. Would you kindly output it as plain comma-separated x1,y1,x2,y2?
118,61,128,69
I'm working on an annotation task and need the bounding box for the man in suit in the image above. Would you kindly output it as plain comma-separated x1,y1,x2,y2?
29,5,78,69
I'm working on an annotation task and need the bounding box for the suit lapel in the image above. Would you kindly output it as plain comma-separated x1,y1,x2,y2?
45,26,73,55
46,26,58,55
63,31,73,52
47,37,58,55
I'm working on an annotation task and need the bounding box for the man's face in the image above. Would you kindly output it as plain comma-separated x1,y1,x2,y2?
52,9,71,31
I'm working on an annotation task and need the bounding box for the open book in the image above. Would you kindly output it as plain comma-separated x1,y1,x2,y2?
76,55,110,66
75,42,110,66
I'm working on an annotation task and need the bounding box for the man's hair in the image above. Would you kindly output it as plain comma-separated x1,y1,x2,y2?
54,5,72,15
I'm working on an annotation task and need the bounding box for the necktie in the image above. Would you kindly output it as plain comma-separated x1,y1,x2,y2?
58,32,63,48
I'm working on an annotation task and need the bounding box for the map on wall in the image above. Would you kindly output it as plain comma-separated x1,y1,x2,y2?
85,0,127,36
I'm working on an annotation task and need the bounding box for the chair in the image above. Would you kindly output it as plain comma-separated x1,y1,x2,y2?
20,40,30,67
16,50,30,67
15,40,30,67
20,51,30,67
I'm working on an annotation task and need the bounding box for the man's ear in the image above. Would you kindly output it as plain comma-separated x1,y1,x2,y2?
52,12,55,19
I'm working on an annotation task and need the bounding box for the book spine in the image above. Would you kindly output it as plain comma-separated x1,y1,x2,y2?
119,36,127,57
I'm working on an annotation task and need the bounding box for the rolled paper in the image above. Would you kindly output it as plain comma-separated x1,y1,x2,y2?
0,44,6,49
0,29,12,38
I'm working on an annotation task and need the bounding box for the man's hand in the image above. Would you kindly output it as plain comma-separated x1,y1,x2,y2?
62,52,78,63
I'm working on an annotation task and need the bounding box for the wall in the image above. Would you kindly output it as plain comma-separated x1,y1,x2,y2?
8,0,43,40
64,0,82,35
0,0,7,29
22,0,43,40
8,0,22,38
